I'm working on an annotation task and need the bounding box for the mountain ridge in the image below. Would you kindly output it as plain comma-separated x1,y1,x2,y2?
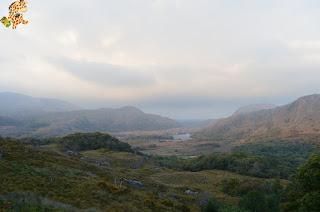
0,92,181,137
198,94,320,141
30,106,180,137
0,92,79,117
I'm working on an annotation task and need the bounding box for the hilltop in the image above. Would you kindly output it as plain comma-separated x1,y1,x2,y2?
232,104,276,116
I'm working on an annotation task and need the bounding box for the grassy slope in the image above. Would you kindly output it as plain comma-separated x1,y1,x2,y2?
0,140,279,211
0,141,180,211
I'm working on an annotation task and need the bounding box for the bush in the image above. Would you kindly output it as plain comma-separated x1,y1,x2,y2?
202,198,220,212
221,178,241,196
239,191,268,212
219,205,248,212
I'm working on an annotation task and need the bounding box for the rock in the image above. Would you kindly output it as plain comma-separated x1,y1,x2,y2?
123,179,144,189
66,150,80,157
185,189,199,196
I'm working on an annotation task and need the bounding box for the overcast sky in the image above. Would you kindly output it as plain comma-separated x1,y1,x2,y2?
1,0,320,119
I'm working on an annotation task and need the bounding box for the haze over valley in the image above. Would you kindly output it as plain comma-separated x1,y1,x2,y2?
2,91,320,153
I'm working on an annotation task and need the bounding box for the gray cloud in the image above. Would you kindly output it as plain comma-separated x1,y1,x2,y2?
50,58,156,87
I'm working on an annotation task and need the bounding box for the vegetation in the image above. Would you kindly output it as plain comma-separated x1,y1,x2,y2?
155,140,319,179
0,138,189,211
283,154,320,211
233,140,317,159
0,192,75,211
57,132,133,152
202,198,220,212
234,140,318,171
1,133,319,211
155,153,292,179
0,134,265,211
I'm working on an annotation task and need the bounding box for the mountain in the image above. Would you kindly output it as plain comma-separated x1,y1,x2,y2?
233,104,276,116
0,92,79,117
0,93,181,137
198,94,320,141
24,106,181,137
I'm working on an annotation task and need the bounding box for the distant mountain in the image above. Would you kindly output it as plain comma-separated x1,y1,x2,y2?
233,104,276,116
0,92,181,137
24,106,181,137
0,92,79,117
198,94,320,141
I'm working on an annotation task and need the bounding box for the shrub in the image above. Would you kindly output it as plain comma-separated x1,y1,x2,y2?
202,198,220,212
239,191,268,212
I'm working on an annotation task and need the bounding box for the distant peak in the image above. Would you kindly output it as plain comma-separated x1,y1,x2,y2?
296,94,320,102
233,104,276,116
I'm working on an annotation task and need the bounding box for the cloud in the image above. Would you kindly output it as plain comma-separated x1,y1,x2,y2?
50,58,156,87
1,0,320,118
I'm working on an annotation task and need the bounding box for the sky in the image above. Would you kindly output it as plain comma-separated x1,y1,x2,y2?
1,0,320,119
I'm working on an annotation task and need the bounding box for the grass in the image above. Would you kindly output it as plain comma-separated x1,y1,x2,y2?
0,141,183,211
149,170,281,205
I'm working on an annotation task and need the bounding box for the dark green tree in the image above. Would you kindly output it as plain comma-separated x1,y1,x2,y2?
239,191,267,212
283,154,320,211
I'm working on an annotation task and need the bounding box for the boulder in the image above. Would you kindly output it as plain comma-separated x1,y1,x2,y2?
123,179,144,189
185,189,199,196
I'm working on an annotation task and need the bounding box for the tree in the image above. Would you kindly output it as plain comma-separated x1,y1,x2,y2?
283,154,320,211
239,191,267,212
296,154,320,192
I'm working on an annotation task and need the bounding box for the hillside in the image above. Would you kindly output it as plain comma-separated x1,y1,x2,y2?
1,133,318,211
198,94,320,141
0,134,278,211
0,92,79,117
24,106,180,137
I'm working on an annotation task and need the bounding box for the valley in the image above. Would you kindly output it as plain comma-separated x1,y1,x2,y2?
0,93,320,211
